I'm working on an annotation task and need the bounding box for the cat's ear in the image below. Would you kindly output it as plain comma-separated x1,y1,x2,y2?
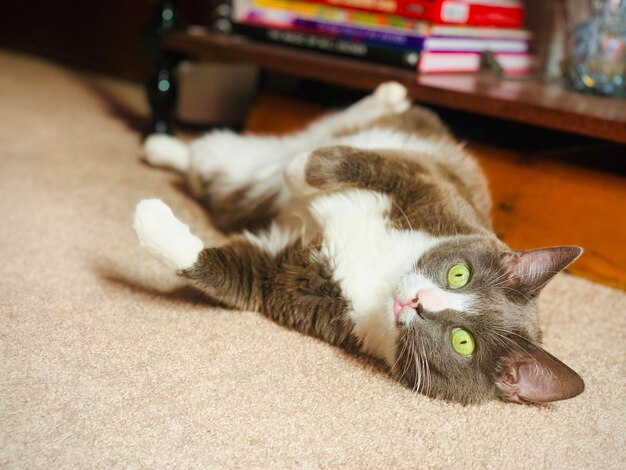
501,246,583,295
495,338,584,404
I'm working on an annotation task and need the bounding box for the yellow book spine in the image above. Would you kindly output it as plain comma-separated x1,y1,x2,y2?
252,0,423,30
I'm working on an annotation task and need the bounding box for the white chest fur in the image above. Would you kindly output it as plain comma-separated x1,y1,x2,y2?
309,189,443,365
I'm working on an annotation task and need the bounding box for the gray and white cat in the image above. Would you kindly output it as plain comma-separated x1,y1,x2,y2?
134,82,584,405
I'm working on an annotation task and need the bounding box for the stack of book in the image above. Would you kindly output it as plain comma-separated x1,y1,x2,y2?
231,0,533,74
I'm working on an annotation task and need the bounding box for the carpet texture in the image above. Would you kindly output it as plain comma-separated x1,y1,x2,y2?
1,49,625,468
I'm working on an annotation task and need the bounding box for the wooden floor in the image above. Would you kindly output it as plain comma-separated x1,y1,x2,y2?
245,92,626,291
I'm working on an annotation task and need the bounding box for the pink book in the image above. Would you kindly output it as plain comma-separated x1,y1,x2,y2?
418,51,532,74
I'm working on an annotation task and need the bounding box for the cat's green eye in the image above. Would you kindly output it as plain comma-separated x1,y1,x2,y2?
447,264,470,289
451,328,475,356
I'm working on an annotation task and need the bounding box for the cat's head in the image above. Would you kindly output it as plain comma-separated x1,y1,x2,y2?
392,237,584,405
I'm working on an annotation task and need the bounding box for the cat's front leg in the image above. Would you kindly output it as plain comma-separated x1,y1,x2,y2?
285,145,418,196
134,199,354,347
133,198,266,309
133,199,205,271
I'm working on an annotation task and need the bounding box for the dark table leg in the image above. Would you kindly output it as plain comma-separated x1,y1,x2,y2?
142,0,183,136
147,54,179,135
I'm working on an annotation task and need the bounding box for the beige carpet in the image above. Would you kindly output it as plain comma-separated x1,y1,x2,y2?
1,49,625,469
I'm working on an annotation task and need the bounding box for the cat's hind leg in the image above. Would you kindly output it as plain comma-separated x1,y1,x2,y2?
143,135,191,173
186,130,293,232
141,132,291,233
141,81,409,178
305,82,411,139
141,82,411,233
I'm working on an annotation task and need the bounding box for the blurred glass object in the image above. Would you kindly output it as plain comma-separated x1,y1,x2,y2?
564,0,626,98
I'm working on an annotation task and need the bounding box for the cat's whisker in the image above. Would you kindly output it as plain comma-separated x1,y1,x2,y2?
499,286,533,303
390,333,409,373
410,331,428,396
411,336,419,392
400,342,413,388
485,327,542,366
506,269,561,282
413,346,422,393
484,329,545,378
391,199,414,231
489,327,545,366
417,343,426,395
416,351,426,394
403,330,418,392
484,330,513,353
394,336,412,386
421,342,432,398
489,266,512,285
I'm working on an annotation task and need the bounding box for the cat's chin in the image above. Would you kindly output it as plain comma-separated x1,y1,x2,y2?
391,297,419,328
397,309,419,328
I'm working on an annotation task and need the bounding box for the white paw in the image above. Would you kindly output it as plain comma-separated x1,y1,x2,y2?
133,199,204,270
143,135,190,173
373,82,410,113
284,152,318,196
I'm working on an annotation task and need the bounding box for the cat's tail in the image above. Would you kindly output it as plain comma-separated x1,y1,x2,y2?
143,134,190,173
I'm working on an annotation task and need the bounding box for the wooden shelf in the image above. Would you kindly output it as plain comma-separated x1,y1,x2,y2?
164,30,626,144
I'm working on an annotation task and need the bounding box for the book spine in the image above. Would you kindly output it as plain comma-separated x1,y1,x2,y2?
294,18,426,48
434,0,524,27
418,51,531,74
430,25,532,40
305,0,437,20
423,36,527,52
253,0,429,31
307,0,525,27
233,22,418,69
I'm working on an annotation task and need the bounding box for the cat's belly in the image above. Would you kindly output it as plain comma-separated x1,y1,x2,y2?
288,188,443,365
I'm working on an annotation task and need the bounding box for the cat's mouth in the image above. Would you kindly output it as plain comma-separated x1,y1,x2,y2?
393,297,424,327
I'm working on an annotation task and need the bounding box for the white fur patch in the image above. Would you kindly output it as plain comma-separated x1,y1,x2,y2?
334,128,443,156
144,134,190,173
133,199,204,270
310,189,444,366
283,151,317,196
242,223,301,256
396,273,474,319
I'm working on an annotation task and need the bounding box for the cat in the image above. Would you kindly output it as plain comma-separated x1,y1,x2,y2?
134,82,584,405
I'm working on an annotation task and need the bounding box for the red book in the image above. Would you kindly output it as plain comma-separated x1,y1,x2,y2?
306,0,525,27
